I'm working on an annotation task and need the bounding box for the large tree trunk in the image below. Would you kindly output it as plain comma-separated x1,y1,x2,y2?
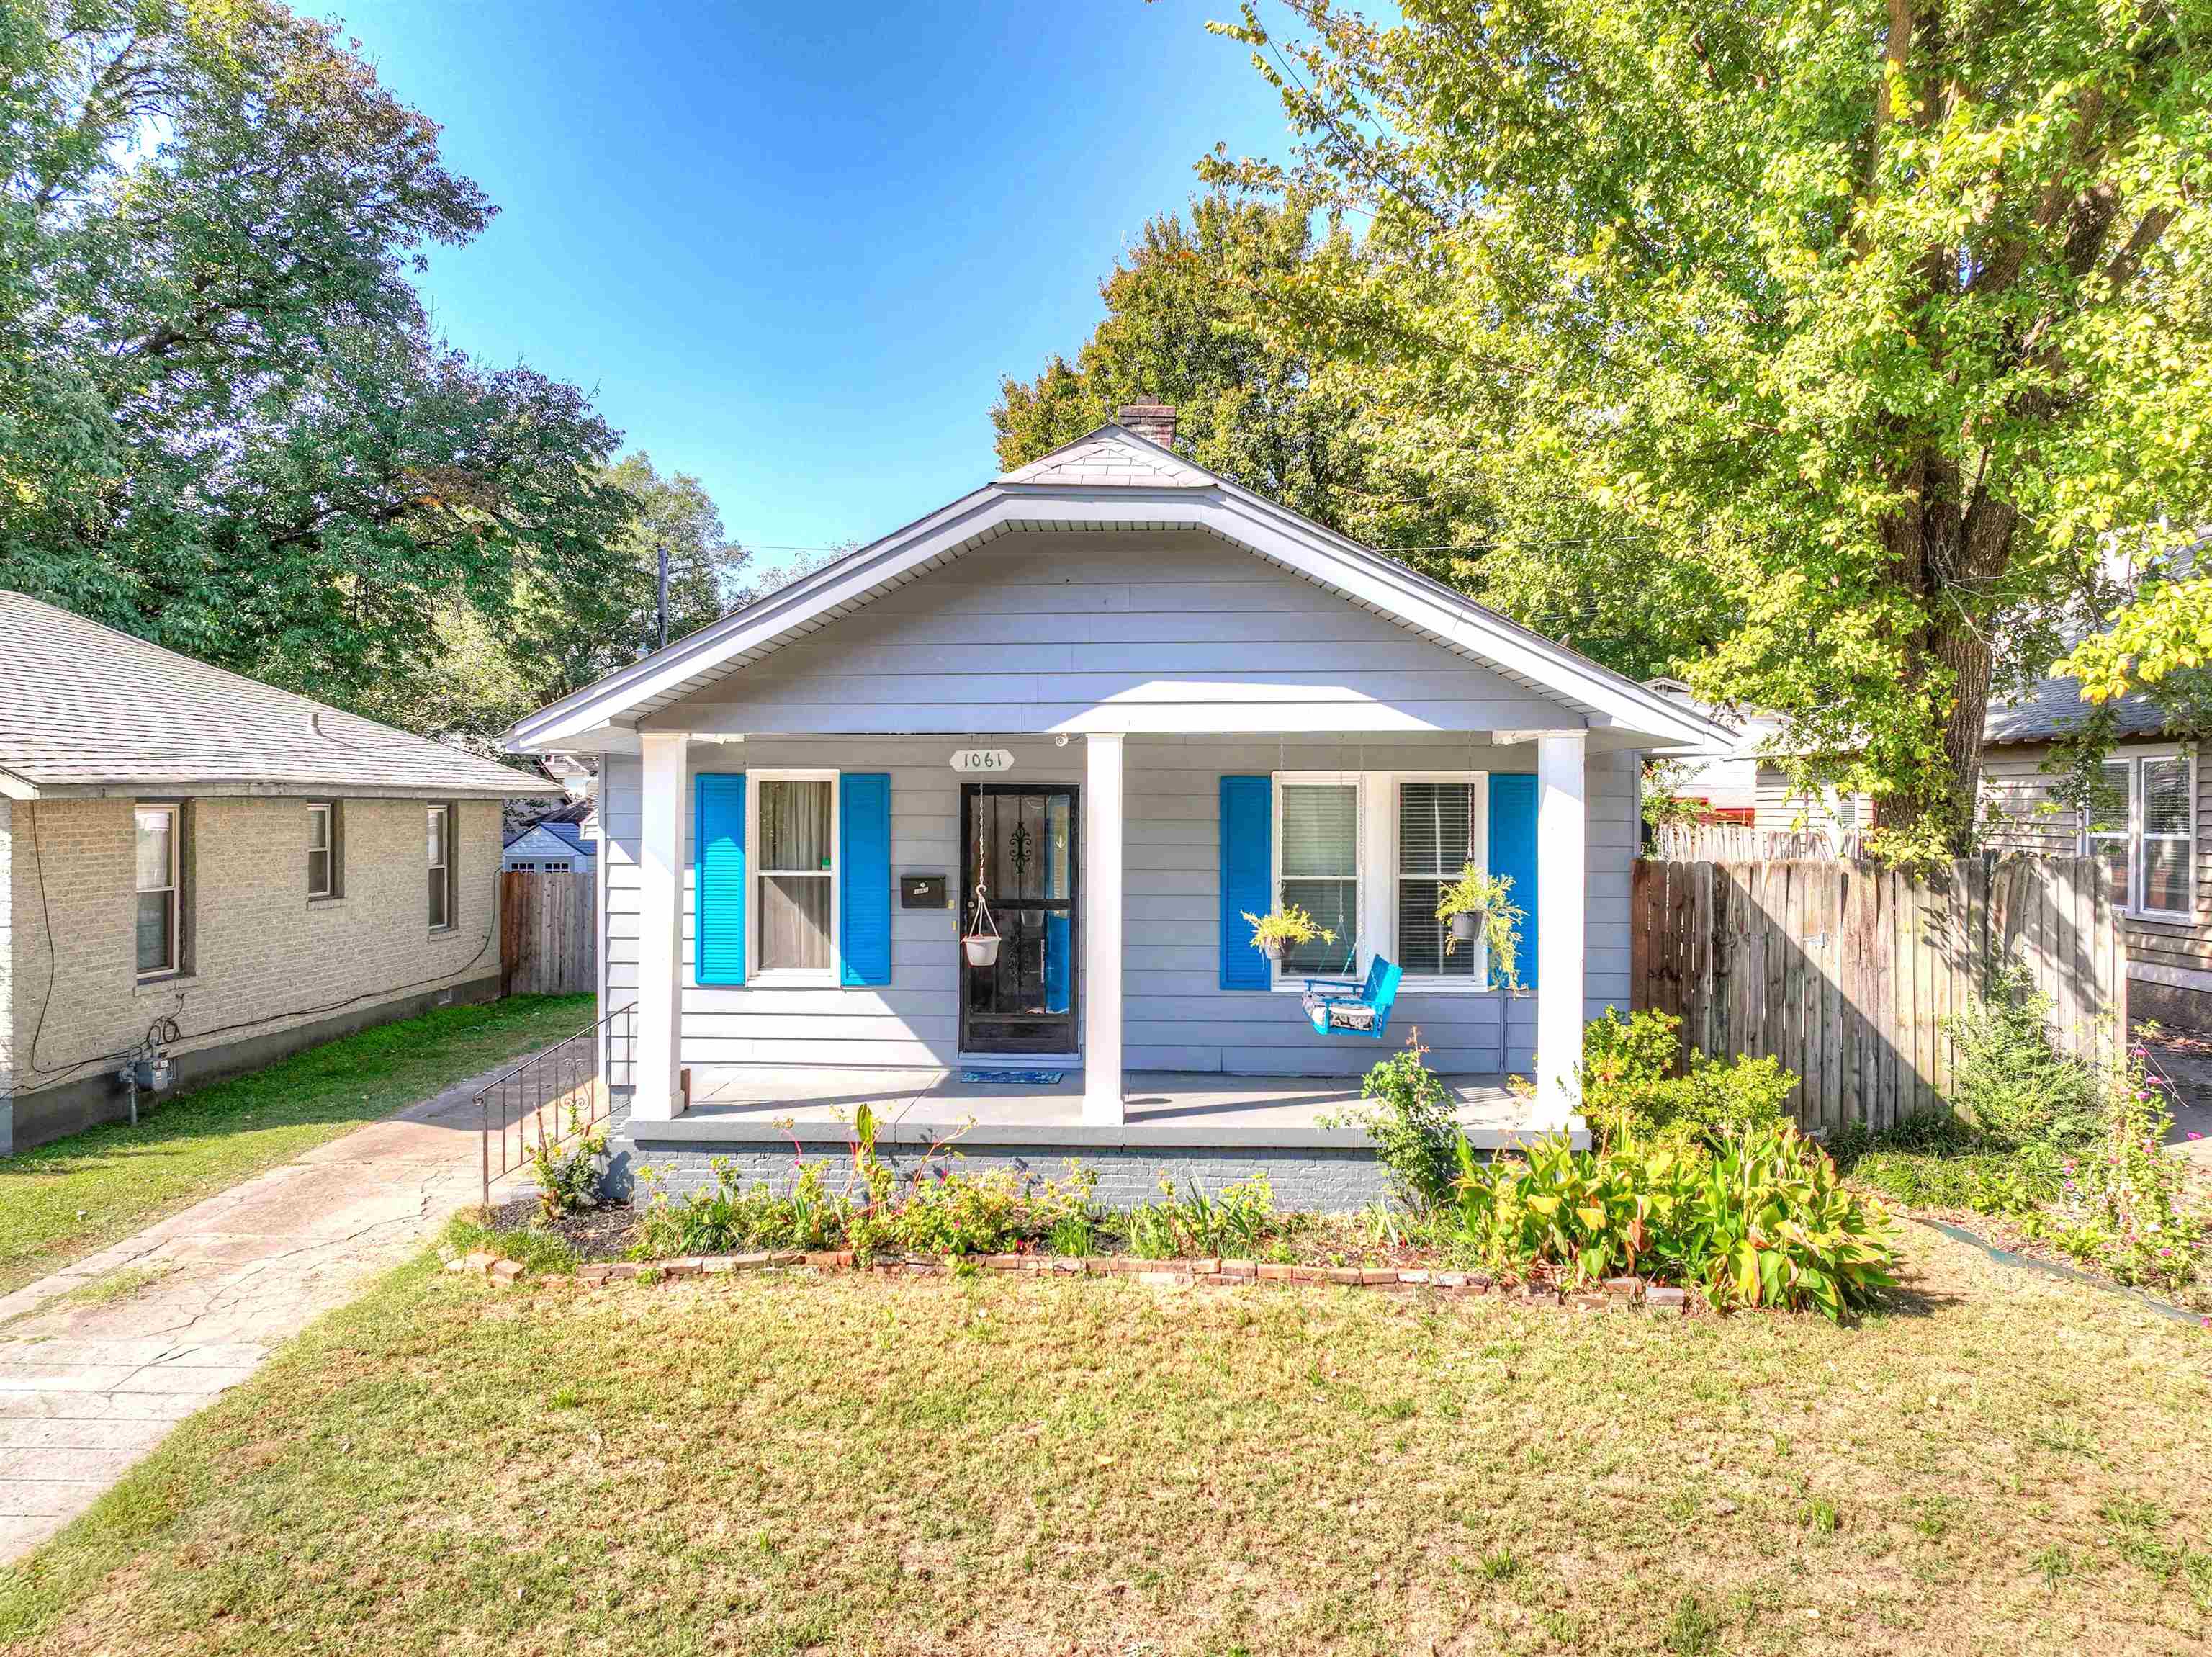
1869,454,2013,854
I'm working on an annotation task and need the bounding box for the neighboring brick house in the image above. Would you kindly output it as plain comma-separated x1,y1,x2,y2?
0,592,559,1153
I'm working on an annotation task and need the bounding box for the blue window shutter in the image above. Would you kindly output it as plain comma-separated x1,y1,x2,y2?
1220,776,1273,990
1488,773,1538,989
840,773,892,986
695,773,747,986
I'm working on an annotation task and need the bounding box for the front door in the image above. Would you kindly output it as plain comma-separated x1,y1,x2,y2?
959,783,1079,1054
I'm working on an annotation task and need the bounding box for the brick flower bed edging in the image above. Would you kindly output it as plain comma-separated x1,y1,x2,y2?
455,1249,1692,1314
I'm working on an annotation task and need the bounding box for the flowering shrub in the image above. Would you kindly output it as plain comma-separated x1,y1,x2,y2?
528,1110,608,1221
2023,1054,2205,1293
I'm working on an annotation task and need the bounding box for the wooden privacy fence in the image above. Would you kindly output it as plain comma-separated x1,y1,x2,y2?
1631,856,2126,1134
1652,822,1858,863
500,869,596,996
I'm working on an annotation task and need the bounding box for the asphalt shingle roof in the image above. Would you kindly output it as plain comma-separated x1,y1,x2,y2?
998,428,1215,489
0,590,557,799
1984,675,2170,745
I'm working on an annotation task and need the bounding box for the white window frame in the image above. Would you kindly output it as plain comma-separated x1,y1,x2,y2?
1270,773,1364,988
2083,747,2195,922
135,801,181,981
427,802,456,932
748,768,840,984
307,801,336,899
1388,772,1493,992
1267,771,1509,994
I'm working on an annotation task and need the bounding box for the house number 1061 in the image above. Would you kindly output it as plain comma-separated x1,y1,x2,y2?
950,748,1016,774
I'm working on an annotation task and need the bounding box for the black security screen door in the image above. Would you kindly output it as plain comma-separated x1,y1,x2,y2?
961,784,1079,1054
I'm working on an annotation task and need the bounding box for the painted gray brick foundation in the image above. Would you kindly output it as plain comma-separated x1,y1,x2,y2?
601,1098,1413,1212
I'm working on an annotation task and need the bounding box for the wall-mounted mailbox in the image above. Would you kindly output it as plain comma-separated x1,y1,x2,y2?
901,873,948,910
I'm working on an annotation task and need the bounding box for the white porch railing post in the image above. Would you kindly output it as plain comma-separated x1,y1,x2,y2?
1082,732,1125,1126
634,730,688,1122
1534,732,1587,1129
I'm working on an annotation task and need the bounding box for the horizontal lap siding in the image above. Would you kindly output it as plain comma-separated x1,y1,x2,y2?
1983,738,2212,979
603,736,1640,1079
656,534,1570,736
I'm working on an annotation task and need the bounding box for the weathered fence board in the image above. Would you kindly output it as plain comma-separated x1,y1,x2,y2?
500,869,597,997
1632,856,2126,1131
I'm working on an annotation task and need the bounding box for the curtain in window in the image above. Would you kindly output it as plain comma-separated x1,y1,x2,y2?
760,779,833,970
1280,783,1357,974
1398,783,1476,977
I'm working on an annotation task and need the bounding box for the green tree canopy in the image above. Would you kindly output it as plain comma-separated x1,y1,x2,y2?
993,192,1463,549
1206,0,2212,853
1,0,647,729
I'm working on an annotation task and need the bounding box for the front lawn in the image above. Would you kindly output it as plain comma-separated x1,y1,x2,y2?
0,994,594,1298
2,1223,2206,1655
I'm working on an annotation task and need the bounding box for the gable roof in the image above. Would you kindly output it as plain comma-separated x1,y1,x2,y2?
1985,676,2171,746
505,423,1732,753
503,820,595,860
0,590,558,801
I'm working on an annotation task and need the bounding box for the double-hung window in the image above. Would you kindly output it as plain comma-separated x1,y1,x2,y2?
1273,777,1359,978
2080,750,2195,920
307,801,337,899
1396,780,1482,982
1268,771,1503,989
427,804,456,930
135,804,180,979
755,772,837,976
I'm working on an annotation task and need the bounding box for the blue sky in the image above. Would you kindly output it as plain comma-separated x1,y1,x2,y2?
346,0,1302,583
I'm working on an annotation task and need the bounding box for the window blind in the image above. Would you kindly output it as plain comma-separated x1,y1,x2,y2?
1279,782,1357,975
1397,782,1476,977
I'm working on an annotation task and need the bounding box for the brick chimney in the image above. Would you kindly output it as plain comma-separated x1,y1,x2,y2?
1117,399,1177,449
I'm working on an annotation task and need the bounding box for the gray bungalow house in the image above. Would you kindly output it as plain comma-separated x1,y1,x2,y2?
505,406,1727,1204
0,592,558,1152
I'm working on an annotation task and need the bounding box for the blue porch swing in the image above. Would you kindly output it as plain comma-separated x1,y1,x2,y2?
1300,955,1403,1040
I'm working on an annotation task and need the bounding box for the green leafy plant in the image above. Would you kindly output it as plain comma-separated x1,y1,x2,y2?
1579,1008,1796,1156
1447,1122,1895,1320
1128,1172,1277,1258
528,1110,608,1221
1945,968,2103,1151
1341,1035,1465,1211
1242,903,1336,958
1432,864,1524,983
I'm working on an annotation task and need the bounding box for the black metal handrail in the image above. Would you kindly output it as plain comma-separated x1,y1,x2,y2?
477,1001,635,1208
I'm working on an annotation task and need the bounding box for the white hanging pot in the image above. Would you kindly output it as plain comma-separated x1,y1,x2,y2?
1256,935,1285,961
1449,911,1479,943
963,934,1002,967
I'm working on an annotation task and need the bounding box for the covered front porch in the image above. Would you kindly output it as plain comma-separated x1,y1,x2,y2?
680,1063,1533,1141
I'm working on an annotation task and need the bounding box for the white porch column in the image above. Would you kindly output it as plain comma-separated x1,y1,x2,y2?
1534,732,1587,1129
634,730,689,1122
1082,732,1125,1126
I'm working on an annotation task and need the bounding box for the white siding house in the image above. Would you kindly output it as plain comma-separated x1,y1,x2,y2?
505,411,1726,1199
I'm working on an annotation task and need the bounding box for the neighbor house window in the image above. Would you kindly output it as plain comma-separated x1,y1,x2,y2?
2081,751,2195,920
307,801,337,898
1274,778,1359,978
755,773,836,975
428,804,456,930
1396,780,1481,981
135,804,180,979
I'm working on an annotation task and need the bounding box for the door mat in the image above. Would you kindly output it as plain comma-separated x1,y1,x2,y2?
958,1069,1065,1086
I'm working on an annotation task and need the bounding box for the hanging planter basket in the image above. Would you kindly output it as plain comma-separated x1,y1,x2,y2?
1449,911,1479,943
1256,935,1285,961
963,881,1001,968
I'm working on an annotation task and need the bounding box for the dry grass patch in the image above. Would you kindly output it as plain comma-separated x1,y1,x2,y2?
1,1226,2207,1655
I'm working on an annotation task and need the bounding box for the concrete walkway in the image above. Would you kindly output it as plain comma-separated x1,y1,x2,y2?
0,1056,538,1564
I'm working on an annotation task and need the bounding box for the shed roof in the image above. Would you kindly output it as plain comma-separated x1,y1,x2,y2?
0,590,558,800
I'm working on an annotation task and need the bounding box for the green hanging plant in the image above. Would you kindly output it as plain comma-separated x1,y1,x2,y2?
1435,866,1525,986
1243,903,1336,961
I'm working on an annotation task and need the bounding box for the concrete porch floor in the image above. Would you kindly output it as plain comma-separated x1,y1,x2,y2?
677,1066,1535,1144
